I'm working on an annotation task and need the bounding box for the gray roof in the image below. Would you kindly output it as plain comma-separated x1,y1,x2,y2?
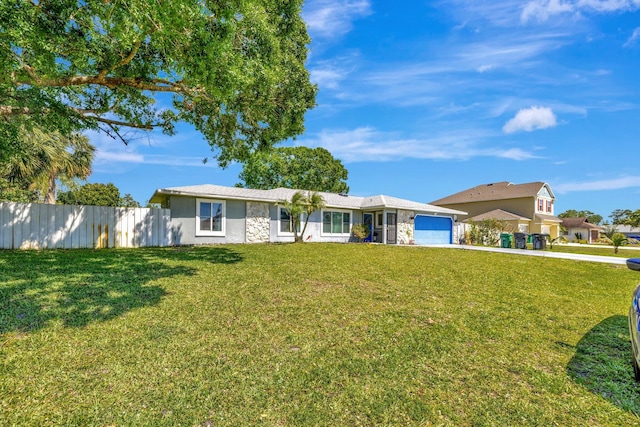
613,225,640,233
150,184,466,215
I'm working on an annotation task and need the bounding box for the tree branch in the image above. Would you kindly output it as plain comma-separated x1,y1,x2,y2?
29,75,206,98
97,39,143,79
83,114,154,131
0,106,38,116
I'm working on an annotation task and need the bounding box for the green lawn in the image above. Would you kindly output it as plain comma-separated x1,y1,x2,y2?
1,243,640,426
547,243,640,258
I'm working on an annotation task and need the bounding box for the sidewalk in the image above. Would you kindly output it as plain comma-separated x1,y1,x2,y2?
454,245,629,265
419,244,632,265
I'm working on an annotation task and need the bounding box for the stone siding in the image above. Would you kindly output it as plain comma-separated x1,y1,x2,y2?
397,210,414,244
246,202,270,243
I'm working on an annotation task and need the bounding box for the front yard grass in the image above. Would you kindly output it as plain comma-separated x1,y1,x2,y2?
1,243,640,426
547,243,640,258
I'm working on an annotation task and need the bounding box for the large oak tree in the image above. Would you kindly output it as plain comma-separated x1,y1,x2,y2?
0,0,317,166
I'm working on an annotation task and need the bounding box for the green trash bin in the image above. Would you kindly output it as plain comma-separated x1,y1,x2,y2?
500,233,513,248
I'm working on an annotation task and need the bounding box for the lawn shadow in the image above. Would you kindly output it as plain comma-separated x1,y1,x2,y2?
0,246,242,334
567,315,640,415
167,245,244,264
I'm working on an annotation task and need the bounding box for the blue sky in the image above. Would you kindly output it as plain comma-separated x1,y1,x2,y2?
89,0,640,220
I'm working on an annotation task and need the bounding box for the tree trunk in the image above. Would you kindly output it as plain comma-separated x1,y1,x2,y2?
44,173,56,204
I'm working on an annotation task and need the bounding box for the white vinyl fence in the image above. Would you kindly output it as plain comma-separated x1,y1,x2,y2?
0,202,173,250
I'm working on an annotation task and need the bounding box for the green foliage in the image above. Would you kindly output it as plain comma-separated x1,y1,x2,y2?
0,127,94,204
608,209,640,228
0,176,38,203
237,147,349,193
548,235,568,249
467,218,509,245
627,210,640,228
601,223,618,239
351,223,370,242
0,0,316,167
609,233,629,254
119,193,142,208
57,182,138,207
558,210,603,225
610,209,632,225
280,190,325,242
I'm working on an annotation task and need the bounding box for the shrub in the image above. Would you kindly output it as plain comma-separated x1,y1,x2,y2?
467,219,509,246
351,223,370,242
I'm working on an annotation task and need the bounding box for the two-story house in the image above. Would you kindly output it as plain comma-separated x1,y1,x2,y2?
430,181,562,239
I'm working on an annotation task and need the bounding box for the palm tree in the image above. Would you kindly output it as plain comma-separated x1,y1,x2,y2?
299,191,325,242
280,191,306,242
3,128,94,204
280,190,326,243
610,232,628,254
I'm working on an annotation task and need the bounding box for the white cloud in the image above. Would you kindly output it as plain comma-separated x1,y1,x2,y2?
502,106,558,133
443,1,527,28
477,64,495,73
309,57,358,90
299,127,536,162
310,67,346,89
87,130,211,170
303,0,372,40
554,176,640,193
624,27,640,47
521,0,640,23
521,0,573,23
497,148,539,160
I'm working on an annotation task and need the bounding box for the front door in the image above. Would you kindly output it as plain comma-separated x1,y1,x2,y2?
386,212,397,244
363,213,373,242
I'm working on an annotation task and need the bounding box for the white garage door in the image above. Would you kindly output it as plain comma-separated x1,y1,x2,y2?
414,215,453,245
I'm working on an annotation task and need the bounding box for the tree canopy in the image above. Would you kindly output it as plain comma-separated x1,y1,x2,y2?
1,0,316,166
557,210,603,225
609,209,640,228
237,147,349,193
1,127,94,203
57,182,141,207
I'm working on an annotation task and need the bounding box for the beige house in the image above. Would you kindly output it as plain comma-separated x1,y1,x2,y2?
430,181,562,239
560,217,603,243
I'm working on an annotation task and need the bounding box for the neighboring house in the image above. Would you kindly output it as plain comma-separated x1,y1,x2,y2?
148,184,467,246
430,181,562,238
466,209,532,234
614,225,640,241
560,217,603,243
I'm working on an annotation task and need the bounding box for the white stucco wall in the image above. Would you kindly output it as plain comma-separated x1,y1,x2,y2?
246,202,270,243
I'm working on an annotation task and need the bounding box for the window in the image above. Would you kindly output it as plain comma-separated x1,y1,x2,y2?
538,199,544,212
322,210,351,235
196,199,225,236
547,200,553,213
376,213,383,227
279,208,301,234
